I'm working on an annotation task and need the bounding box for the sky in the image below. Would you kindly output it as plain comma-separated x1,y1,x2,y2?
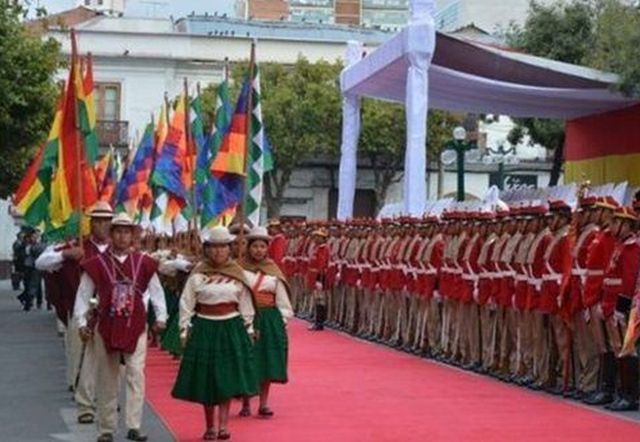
37,0,235,18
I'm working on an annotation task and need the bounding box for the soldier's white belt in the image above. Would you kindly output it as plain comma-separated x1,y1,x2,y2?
603,278,622,286
587,270,604,276
515,275,529,282
571,269,587,277
542,274,562,282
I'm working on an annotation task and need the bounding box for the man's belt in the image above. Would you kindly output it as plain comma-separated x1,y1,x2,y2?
195,302,239,316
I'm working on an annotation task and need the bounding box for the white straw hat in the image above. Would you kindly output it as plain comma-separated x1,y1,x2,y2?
200,226,235,245
246,226,272,242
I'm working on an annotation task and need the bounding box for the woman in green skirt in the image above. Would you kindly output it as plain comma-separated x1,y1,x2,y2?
240,226,294,417
171,226,258,440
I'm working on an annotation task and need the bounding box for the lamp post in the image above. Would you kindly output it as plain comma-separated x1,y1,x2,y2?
486,144,517,190
443,126,475,201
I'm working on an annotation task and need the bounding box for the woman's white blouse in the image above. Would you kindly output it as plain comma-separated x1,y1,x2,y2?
179,272,255,336
243,270,294,322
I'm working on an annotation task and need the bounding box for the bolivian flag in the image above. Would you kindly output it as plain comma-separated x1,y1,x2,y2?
565,104,640,186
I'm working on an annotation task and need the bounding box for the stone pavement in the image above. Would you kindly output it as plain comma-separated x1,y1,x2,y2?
0,280,174,442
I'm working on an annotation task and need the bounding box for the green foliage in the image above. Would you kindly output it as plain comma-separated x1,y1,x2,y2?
0,1,61,198
505,0,595,65
588,0,640,97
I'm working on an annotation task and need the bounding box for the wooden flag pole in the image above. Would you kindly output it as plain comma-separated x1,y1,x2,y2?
184,77,197,235
71,29,85,244
237,40,256,260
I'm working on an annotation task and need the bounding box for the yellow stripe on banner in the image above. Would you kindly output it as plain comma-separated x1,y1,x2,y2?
16,181,44,214
565,153,640,186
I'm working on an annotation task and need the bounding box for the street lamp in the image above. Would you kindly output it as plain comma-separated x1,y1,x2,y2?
485,144,518,190
442,126,476,201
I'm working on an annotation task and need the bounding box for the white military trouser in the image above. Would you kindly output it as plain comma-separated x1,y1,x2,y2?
94,329,148,435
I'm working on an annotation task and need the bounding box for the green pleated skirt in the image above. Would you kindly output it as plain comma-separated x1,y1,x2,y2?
161,313,183,356
171,315,258,405
254,307,289,384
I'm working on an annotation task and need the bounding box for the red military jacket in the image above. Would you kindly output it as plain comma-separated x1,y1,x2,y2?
569,224,599,314
476,234,498,305
461,233,483,304
540,225,571,314
307,243,330,290
268,233,288,268
601,236,640,317
582,230,617,308
526,229,552,311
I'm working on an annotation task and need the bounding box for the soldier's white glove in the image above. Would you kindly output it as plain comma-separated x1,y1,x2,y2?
594,303,604,321
356,279,362,289
583,308,591,323
473,288,480,304
315,281,323,291
613,310,626,327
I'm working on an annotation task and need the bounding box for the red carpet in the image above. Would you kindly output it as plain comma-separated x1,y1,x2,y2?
146,320,640,441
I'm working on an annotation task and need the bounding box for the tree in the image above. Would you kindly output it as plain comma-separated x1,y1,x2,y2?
588,0,640,97
505,0,595,185
358,99,405,212
0,1,61,198
505,0,640,185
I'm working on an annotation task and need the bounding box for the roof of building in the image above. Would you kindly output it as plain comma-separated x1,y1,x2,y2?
175,14,394,44
26,6,99,34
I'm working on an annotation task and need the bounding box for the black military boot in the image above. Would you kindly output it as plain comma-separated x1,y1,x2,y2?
309,305,326,331
607,356,639,412
583,352,616,405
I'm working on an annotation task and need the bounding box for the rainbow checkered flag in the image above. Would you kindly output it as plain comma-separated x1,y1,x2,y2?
245,63,266,226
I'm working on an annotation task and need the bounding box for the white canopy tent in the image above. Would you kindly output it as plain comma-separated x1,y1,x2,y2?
336,0,639,219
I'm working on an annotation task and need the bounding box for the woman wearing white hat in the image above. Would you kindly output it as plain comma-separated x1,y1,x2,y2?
171,226,258,441
239,226,294,417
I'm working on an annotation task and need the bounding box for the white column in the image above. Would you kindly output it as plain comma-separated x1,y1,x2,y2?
403,0,436,216
336,41,363,220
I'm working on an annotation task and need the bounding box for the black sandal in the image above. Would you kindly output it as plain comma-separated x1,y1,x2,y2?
258,407,274,417
77,413,94,424
217,429,231,440
203,428,216,440
239,406,251,417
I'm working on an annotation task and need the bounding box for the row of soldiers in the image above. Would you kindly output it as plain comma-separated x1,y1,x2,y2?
281,192,640,412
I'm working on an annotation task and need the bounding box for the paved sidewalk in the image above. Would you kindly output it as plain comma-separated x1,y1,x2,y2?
0,280,174,442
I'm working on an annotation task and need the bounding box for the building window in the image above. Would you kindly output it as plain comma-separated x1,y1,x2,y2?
97,0,104,5
85,0,91,5
94,83,121,121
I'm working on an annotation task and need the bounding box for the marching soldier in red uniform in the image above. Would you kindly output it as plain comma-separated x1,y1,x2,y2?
308,228,330,331
601,207,640,411
267,219,288,268
582,197,620,405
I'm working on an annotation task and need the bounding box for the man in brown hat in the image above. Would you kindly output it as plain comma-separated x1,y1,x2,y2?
74,213,167,442
36,201,114,424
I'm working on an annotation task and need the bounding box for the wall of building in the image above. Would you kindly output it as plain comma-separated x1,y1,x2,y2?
435,0,555,32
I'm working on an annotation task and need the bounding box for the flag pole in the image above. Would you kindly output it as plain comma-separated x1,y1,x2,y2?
184,77,197,235
238,40,256,260
71,29,84,244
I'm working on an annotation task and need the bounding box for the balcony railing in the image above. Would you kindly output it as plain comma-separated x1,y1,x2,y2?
97,120,129,147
